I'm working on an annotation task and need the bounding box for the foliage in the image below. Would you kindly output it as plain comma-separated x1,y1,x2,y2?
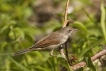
0,0,106,71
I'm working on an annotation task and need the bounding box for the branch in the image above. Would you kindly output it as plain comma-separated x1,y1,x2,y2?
59,0,73,66
71,47,106,70
64,0,70,22
63,0,70,27
63,20,72,27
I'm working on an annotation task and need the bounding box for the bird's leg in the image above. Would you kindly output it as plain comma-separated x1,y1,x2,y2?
49,49,57,57
59,45,66,59
50,49,53,56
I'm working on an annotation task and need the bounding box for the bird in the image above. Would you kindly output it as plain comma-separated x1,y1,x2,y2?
13,27,77,56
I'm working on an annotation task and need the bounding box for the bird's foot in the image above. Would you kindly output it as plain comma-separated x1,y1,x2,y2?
49,54,57,57
49,50,57,57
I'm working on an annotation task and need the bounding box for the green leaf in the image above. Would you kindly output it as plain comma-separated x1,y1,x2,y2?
8,56,30,71
57,55,73,71
9,31,15,39
73,21,87,35
83,9,95,23
84,56,96,71
0,41,8,51
47,57,58,71
25,33,34,42
14,27,25,40
77,39,103,58
0,53,12,56
0,25,8,34
100,2,106,42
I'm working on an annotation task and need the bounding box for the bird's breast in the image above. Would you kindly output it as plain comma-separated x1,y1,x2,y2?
60,34,68,43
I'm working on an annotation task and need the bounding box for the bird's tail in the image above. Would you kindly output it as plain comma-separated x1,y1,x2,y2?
12,48,32,56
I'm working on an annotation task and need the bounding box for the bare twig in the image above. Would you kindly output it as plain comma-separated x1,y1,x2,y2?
65,41,72,66
59,0,72,66
71,47,106,70
63,20,72,27
64,0,70,22
62,0,70,28
62,0,72,65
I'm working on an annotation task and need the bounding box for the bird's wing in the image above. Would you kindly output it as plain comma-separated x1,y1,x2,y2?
30,32,62,49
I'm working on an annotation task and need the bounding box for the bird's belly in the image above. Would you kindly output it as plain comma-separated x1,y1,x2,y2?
46,39,67,50
45,44,60,50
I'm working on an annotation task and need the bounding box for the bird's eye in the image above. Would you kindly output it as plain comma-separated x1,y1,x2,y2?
68,30,71,32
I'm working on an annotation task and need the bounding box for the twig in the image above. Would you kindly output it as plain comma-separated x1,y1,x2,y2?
63,20,72,27
64,0,70,23
59,0,72,66
62,0,71,65
65,41,72,66
71,47,106,70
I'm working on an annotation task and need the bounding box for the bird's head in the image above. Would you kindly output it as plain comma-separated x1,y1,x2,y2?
59,27,77,36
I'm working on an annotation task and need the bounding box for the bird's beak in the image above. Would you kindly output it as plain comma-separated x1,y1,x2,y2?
70,29,78,34
72,29,78,33
72,29,78,32
74,29,78,31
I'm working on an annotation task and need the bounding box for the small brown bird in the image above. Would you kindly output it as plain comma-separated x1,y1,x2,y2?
13,27,77,56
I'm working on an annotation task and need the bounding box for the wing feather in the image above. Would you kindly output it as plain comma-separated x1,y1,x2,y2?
30,32,62,49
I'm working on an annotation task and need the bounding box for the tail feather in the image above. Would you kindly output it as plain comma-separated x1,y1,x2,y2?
13,48,31,56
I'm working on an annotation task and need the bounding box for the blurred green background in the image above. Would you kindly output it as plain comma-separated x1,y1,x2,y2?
0,0,106,71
